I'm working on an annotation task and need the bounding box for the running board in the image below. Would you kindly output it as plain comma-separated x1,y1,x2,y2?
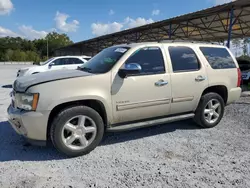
107,113,195,132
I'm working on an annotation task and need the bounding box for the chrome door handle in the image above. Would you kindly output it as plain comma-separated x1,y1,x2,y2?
155,79,168,86
195,75,206,82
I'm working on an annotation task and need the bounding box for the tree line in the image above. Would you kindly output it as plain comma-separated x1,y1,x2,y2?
0,32,73,63
1,33,250,63
232,38,250,58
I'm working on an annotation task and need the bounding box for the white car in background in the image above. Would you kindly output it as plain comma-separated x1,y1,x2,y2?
17,55,91,77
241,70,250,84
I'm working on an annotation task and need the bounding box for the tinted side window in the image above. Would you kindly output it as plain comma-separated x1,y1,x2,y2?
169,46,200,72
63,58,72,65
200,47,236,69
52,58,65,66
69,58,84,64
125,47,165,75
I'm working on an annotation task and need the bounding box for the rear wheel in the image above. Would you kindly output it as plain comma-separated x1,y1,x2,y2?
50,106,104,157
194,92,225,128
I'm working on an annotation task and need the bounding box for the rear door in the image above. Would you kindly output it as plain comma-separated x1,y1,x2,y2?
164,45,209,114
66,58,85,69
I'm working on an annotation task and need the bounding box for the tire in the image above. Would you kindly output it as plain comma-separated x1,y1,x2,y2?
194,92,225,128
50,106,104,157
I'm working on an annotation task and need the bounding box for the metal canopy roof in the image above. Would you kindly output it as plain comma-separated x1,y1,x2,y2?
55,0,250,56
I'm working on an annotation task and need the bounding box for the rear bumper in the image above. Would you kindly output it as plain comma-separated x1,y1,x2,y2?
7,105,50,145
227,87,242,105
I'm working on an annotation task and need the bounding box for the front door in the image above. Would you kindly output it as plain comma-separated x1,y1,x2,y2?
111,46,172,124
165,45,209,114
49,58,67,71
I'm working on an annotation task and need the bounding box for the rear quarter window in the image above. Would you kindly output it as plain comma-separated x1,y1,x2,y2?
199,47,236,69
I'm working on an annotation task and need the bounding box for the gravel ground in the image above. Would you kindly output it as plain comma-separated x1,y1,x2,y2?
0,65,250,188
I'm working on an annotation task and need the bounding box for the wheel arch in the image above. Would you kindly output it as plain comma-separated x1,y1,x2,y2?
201,85,228,104
47,99,108,141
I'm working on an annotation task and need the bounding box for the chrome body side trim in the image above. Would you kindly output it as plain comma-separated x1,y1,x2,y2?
116,98,171,111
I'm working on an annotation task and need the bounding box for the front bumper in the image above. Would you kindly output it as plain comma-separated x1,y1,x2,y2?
7,105,50,145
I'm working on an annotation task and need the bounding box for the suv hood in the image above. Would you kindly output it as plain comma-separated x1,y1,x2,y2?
13,69,92,92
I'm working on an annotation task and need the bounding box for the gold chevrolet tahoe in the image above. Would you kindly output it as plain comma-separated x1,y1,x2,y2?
8,41,242,157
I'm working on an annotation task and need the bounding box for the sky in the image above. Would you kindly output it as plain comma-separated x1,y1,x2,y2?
0,0,235,42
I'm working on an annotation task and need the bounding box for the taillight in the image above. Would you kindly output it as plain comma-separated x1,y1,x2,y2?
237,68,242,87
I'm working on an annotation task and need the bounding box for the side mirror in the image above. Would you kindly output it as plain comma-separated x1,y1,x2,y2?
48,62,55,68
118,63,142,78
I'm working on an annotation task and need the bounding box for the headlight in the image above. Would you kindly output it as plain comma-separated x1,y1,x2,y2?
15,93,39,111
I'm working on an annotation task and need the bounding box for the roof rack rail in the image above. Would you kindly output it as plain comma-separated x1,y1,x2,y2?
159,39,220,45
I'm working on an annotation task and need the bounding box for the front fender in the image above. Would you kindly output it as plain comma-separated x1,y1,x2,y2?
47,95,112,124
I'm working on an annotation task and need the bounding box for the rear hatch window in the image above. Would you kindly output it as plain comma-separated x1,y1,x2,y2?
199,47,236,69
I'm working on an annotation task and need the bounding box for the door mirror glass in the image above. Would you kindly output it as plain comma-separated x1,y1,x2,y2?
118,63,142,78
48,62,55,67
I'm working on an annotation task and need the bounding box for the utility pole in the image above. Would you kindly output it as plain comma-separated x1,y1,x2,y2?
47,37,49,60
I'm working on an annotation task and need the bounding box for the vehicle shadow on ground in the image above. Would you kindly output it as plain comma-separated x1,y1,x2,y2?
0,119,198,162
1,84,12,89
0,121,64,162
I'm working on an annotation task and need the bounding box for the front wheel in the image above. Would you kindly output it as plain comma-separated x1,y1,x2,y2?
50,106,104,157
194,92,225,128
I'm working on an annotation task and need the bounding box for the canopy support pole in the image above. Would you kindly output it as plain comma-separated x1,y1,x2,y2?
227,8,234,48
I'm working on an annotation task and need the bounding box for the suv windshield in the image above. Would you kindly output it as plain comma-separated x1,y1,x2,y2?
40,57,56,65
78,46,130,73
